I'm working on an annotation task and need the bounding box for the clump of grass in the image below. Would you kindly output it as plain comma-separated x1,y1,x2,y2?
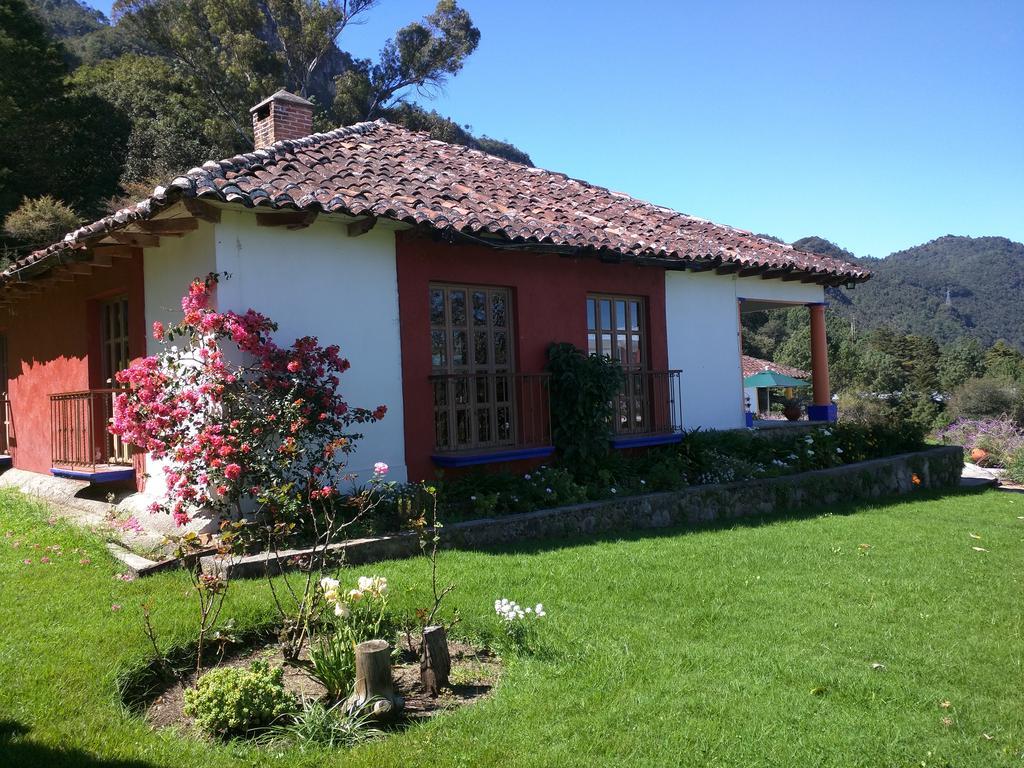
257,698,381,751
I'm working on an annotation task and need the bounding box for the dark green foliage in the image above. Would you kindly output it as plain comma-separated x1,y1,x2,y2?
71,53,240,187
546,342,624,479
938,336,985,392
825,235,1024,349
0,0,129,252
26,0,104,39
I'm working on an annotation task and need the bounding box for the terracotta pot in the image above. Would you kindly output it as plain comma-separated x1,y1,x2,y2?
970,447,989,463
783,404,802,421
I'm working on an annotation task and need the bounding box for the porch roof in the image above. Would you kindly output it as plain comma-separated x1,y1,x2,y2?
3,121,870,288
741,354,810,380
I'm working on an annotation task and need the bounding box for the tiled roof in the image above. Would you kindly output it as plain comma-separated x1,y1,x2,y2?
741,354,810,379
3,120,869,284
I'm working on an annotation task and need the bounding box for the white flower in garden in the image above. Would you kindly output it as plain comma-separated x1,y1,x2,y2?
836,447,843,454
804,435,814,444
320,576,339,592
357,575,374,592
788,454,798,461
640,479,646,486
610,487,617,494
470,495,477,501
373,576,388,596
534,603,546,617
373,461,389,476
334,602,351,618
524,474,532,480
545,487,553,494
348,588,364,601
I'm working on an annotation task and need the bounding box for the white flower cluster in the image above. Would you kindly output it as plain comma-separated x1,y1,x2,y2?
494,597,546,622
320,574,388,618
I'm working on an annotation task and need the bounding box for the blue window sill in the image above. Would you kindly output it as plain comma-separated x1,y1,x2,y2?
51,466,135,483
432,445,555,468
610,432,684,449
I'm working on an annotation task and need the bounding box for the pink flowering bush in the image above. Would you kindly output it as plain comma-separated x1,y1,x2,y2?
111,274,387,531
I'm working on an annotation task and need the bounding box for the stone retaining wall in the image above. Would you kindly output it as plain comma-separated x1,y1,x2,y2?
204,445,964,578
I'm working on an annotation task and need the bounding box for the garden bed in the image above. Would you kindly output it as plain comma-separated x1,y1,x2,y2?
203,445,964,579
142,635,501,734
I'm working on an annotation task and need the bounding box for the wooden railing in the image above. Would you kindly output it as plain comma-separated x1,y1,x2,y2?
430,372,552,454
613,369,684,436
50,389,132,470
0,393,9,455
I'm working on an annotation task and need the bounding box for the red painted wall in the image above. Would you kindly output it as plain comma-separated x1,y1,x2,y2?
396,234,667,481
0,253,145,476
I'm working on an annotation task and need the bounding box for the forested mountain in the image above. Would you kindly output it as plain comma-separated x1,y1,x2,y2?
802,236,1024,350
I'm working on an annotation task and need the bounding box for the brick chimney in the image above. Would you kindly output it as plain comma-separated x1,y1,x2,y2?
250,89,315,147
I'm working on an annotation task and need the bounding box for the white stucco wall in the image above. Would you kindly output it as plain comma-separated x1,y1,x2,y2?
665,271,824,431
143,221,217,356
212,211,407,484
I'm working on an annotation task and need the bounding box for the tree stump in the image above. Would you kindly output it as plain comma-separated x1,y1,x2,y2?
347,639,402,720
420,625,451,697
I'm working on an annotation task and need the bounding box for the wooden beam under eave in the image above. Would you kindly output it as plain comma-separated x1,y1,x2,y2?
781,272,808,282
182,198,221,223
715,263,740,275
138,218,199,235
800,274,823,284
256,210,319,230
737,267,762,278
109,231,159,248
347,215,377,237
760,269,790,280
90,253,113,268
93,245,137,259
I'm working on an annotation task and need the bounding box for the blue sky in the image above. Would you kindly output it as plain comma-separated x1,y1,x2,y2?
87,0,1022,258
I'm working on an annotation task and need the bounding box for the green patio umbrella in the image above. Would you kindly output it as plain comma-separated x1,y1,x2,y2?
743,371,810,417
742,371,810,389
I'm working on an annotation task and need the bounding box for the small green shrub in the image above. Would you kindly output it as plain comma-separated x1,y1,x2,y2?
947,377,1021,422
547,342,624,479
1006,449,1024,485
259,698,380,751
183,661,295,737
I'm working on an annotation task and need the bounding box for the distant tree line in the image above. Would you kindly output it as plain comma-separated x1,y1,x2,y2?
743,305,1024,431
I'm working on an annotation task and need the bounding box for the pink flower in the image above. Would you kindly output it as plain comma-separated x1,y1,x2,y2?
79,557,91,565
372,405,387,420
287,360,301,373
373,461,389,477
40,556,51,564
111,604,122,612
223,463,242,481
22,558,31,565
152,321,165,340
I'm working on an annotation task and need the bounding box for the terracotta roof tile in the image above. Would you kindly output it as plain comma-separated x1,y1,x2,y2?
741,355,810,379
4,120,869,283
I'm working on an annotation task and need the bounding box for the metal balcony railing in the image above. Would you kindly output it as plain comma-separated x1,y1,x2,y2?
50,389,132,470
430,372,552,454
613,369,684,437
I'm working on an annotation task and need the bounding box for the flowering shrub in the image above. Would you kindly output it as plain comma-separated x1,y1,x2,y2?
183,660,295,737
111,274,386,528
936,417,1024,467
493,597,546,651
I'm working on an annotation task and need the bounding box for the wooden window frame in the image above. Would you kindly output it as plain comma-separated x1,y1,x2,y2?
429,283,516,453
586,294,655,435
586,294,646,370
99,296,130,386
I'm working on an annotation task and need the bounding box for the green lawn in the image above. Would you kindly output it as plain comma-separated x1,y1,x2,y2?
1,487,1022,767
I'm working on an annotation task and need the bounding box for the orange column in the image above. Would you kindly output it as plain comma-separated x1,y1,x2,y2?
807,303,836,421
